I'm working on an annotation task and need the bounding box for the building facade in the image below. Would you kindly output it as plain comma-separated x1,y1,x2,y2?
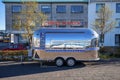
3,0,88,43
88,0,120,46
3,0,120,46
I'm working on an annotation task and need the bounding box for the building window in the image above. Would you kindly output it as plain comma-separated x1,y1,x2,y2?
19,34,28,43
99,34,104,43
12,20,22,30
95,19,104,43
12,5,22,13
116,3,120,13
26,6,36,13
71,19,84,28
71,6,83,13
95,19,103,25
58,25,66,28
0,32,4,42
41,5,51,13
96,3,105,13
115,34,120,46
116,18,120,27
56,5,66,13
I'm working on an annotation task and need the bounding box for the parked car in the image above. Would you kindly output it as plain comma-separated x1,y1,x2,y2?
2,43,26,50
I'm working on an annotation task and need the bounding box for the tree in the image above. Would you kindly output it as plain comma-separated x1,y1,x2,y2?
92,5,116,47
13,0,47,48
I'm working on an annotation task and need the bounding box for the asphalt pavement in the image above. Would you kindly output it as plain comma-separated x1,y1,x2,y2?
0,59,120,80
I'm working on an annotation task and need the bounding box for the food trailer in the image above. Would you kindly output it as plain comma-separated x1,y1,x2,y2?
32,28,99,66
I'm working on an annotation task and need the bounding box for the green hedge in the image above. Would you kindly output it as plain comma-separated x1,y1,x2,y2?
0,50,28,61
99,47,120,59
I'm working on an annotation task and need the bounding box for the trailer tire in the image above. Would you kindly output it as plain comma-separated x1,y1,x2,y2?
66,58,76,67
55,58,64,67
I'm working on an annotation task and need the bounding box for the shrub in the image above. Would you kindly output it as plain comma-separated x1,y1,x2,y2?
0,50,28,61
99,46,120,59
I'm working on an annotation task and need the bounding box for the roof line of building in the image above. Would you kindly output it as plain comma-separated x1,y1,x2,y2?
2,0,88,3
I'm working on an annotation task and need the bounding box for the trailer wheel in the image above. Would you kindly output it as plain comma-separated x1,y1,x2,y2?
66,58,76,67
55,58,64,67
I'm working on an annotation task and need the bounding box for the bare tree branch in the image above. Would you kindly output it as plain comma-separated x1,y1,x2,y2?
91,5,116,47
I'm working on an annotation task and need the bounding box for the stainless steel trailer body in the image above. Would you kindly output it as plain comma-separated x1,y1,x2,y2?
32,28,99,66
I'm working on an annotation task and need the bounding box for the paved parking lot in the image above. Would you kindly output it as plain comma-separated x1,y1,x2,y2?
0,59,120,80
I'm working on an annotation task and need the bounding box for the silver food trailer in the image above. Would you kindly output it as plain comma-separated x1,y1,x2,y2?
32,28,99,66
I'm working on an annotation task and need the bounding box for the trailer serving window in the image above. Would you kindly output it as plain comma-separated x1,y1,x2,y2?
45,32,91,49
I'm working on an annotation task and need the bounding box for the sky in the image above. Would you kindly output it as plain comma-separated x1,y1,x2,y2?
45,33,91,48
0,0,5,30
46,33,90,44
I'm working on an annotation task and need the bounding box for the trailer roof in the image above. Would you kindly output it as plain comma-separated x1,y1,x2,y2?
34,28,97,35
33,28,99,40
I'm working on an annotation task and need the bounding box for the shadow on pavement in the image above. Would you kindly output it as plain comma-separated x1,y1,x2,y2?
0,61,86,78
84,58,120,66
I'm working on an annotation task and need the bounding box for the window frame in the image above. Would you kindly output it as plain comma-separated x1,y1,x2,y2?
12,19,22,30
12,5,22,13
99,34,104,43
71,5,84,13
115,34,120,46
96,3,105,13
56,5,66,13
116,18,120,28
116,3,120,13
41,5,51,13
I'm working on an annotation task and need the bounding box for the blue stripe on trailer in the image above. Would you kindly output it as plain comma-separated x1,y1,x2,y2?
45,47,99,53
